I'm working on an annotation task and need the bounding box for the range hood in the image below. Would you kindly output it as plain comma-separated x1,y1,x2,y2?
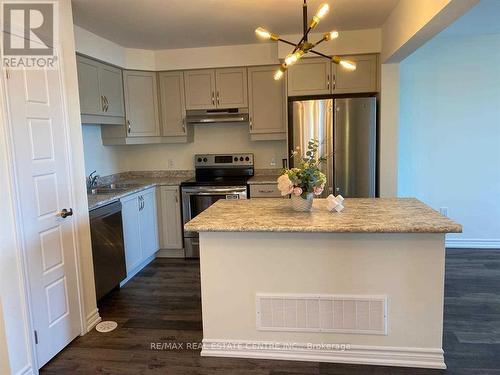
186,108,249,124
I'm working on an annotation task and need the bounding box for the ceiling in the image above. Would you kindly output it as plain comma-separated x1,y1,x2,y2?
440,0,500,37
71,0,399,50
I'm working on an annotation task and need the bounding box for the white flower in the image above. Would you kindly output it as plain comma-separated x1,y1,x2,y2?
277,174,294,196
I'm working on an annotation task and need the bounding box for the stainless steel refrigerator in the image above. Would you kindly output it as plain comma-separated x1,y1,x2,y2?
289,97,377,198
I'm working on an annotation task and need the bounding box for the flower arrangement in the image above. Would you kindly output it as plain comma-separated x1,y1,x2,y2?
277,139,327,209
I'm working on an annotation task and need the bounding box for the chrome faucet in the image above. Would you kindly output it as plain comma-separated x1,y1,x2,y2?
86,171,100,191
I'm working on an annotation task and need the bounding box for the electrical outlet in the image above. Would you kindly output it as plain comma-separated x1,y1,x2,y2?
167,159,174,169
270,157,276,167
439,207,448,217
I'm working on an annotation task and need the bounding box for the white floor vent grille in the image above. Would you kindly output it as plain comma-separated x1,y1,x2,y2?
256,294,387,335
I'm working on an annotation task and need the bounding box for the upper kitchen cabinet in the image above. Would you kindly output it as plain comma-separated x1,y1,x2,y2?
287,54,379,96
287,58,331,97
77,55,125,124
99,64,125,116
123,70,161,137
215,68,248,108
332,54,378,94
184,69,216,110
184,67,248,110
247,66,286,141
158,71,193,142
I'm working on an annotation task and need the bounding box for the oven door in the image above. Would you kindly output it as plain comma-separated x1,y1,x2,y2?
181,186,247,258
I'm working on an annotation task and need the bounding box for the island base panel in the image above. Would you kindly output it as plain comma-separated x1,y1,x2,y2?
198,232,446,369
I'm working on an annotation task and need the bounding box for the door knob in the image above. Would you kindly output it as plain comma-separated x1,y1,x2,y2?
59,208,73,218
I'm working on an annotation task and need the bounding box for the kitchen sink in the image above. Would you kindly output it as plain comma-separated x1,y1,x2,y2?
90,183,141,195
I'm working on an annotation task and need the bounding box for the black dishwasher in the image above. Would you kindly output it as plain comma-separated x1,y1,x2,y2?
89,201,127,301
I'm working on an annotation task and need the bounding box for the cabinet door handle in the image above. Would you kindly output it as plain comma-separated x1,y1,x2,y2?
258,190,274,194
104,96,109,112
327,74,330,90
216,91,220,105
211,91,215,106
127,120,131,134
175,193,178,203
101,95,105,112
182,118,186,133
249,116,253,130
332,74,336,90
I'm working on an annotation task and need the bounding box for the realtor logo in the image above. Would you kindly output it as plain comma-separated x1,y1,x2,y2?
2,1,58,68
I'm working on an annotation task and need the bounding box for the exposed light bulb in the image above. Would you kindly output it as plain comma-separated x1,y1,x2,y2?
316,3,330,19
274,65,286,80
284,50,304,66
324,30,339,41
255,27,271,39
310,3,330,28
255,27,279,41
340,60,356,71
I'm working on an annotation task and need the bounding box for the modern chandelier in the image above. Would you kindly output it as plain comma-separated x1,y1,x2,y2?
255,0,356,80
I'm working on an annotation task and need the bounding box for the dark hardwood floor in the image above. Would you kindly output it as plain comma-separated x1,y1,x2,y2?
41,249,500,375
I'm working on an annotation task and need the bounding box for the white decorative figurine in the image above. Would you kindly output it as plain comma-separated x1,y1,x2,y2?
326,194,345,212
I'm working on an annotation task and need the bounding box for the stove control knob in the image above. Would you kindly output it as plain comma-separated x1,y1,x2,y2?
197,157,202,162
239,157,244,161
234,157,238,162
245,156,250,162
203,157,208,162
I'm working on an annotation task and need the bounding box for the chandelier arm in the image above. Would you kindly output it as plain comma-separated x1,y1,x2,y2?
308,37,328,50
309,49,331,59
292,27,313,54
278,38,299,48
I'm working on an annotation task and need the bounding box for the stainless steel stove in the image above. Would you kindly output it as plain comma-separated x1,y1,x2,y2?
181,153,254,258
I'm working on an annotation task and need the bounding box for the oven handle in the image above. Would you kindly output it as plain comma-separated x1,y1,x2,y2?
182,187,247,194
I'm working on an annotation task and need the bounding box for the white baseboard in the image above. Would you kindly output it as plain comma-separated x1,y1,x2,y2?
156,248,185,258
446,238,500,249
85,308,101,333
201,339,446,369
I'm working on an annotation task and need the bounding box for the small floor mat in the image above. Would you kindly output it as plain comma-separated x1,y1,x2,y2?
95,321,118,333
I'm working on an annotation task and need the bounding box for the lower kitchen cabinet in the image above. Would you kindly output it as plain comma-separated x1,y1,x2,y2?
157,186,183,250
121,193,142,272
139,188,159,258
120,187,159,277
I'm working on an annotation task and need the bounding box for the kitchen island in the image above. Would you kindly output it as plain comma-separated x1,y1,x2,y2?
184,198,461,369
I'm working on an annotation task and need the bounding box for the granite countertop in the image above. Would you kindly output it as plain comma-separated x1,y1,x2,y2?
184,198,462,233
87,176,188,211
247,175,280,185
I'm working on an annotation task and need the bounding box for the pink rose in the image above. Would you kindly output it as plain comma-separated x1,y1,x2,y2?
313,186,324,195
293,187,303,196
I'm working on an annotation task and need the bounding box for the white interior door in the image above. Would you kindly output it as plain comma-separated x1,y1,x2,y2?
5,66,81,368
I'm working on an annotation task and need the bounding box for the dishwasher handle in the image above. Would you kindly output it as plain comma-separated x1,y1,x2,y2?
89,201,122,220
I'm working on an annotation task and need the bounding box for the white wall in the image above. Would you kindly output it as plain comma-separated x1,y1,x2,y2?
82,125,128,175
379,63,400,197
398,33,500,247
381,0,478,62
